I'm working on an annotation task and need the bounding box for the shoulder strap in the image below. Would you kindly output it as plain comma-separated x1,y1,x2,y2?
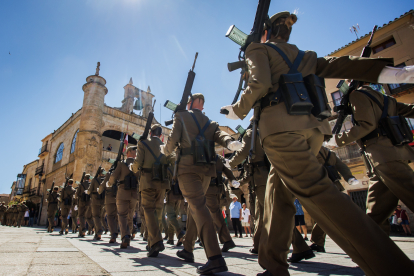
189,112,211,138
141,141,163,163
264,43,305,74
357,90,389,119
319,150,330,166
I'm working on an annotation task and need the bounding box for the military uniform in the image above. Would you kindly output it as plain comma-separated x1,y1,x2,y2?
107,156,139,247
229,129,269,252
60,182,75,234
99,172,118,241
132,130,169,256
101,205,108,234
76,177,94,236
71,201,78,233
16,203,27,227
47,189,59,232
226,11,414,275
336,86,414,234
88,175,105,238
164,104,233,265
0,203,6,225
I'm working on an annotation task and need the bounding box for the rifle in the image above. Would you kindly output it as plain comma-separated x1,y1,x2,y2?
220,0,271,114
139,100,156,141
332,25,378,134
94,166,102,181
109,133,126,174
47,178,56,207
163,53,199,126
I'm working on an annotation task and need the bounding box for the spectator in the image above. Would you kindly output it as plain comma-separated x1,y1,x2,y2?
29,208,35,227
294,198,308,240
242,203,252,237
222,206,228,227
396,205,412,236
106,144,113,151
229,194,243,238
24,209,29,226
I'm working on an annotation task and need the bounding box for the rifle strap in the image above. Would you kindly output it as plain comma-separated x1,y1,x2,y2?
141,141,163,163
319,150,331,166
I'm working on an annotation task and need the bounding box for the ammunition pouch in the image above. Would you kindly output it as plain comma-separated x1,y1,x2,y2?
189,112,216,165
359,90,413,146
64,197,72,206
304,74,331,120
123,171,138,190
141,141,167,181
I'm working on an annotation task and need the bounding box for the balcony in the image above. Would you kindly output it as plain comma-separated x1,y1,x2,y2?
102,150,117,162
388,83,414,96
29,188,39,197
23,186,31,194
332,144,363,164
38,144,49,157
35,164,44,176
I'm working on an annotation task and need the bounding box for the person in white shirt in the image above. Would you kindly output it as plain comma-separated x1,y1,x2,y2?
241,203,251,237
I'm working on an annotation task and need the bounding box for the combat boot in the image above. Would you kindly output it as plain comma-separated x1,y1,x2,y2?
167,240,174,245
120,235,131,249
147,241,165,257
176,231,185,247
287,249,315,263
59,230,63,235
176,249,194,263
196,256,228,275
221,240,236,252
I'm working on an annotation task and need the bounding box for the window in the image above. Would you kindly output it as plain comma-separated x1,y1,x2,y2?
28,178,32,189
331,91,343,106
387,62,414,95
372,37,396,54
71,129,79,154
55,143,64,163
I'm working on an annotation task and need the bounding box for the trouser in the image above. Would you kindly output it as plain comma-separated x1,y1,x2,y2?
205,191,232,244
101,206,108,232
180,173,221,258
29,217,34,227
91,200,104,235
161,203,168,234
366,160,414,235
165,192,183,238
47,204,58,231
168,222,175,240
140,205,148,238
61,205,71,231
71,211,78,231
85,206,94,231
141,188,166,248
105,200,118,238
258,128,414,276
17,212,25,227
78,201,92,233
116,186,138,239
253,183,266,251
231,218,242,237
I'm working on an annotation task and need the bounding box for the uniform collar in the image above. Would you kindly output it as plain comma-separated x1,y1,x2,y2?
266,38,287,44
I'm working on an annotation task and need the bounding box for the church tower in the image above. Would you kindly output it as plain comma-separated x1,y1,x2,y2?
120,78,155,118
74,62,108,180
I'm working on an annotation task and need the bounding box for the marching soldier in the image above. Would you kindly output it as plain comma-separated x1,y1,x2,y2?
221,11,414,275
101,206,108,235
99,171,118,243
163,93,242,274
139,203,148,241
60,179,75,235
46,186,59,232
0,202,6,225
71,197,78,234
229,128,269,255
132,124,169,257
88,170,106,240
76,174,94,237
16,201,27,228
107,146,139,249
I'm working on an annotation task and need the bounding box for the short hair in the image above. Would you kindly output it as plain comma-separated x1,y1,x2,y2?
151,127,162,137
271,14,297,42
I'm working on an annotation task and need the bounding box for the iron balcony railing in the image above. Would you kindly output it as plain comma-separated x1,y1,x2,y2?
35,164,44,175
38,144,48,156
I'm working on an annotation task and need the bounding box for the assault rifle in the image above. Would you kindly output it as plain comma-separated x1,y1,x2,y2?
47,178,56,207
109,133,126,174
94,166,102,181
139,100,156,141
220,0,271,114
64,173,73,188
332,25,378,134
163,53,199,126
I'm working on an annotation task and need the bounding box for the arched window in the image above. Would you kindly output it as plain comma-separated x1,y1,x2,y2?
71,129,79,154
55,143,64,163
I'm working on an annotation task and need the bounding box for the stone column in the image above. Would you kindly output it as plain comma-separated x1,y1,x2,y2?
73,68,108,181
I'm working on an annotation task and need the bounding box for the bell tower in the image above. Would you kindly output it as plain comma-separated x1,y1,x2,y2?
73,62,108,181
120,79,155,118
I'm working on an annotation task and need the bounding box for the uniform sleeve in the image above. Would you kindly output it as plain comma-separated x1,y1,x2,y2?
229,131,251,168
164,115,183,156
219,156,236,182
334,153,354,181
316,56,393,82
335,92,378,146
132,142,145,173
397,102,414,118
87,179,95,193
108,163,122,187
75,185,81,197
213,124,234,148
233,43,272,119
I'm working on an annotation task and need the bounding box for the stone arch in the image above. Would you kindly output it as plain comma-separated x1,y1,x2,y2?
55,143,64,163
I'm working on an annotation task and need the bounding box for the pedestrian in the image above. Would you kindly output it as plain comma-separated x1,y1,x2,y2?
294,199,308,241
241,203,251,237
23,208,29,226
229,194,242,238
396,205,412,236
29,208,35,227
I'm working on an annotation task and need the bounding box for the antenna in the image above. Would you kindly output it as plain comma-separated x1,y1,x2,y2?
350,24,360,39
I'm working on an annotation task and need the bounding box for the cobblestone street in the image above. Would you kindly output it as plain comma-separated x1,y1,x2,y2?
1,226,413,275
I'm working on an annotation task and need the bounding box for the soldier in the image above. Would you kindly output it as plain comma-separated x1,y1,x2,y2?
16,201,26,228
88,170,106,240
163,93,241,274
71,198,78,234
221,11,414,275
46,186,59,232
59,179,75,235
76,174,94,237
101,206,108,235
99,171,118,243
139,203,148,241
107,146,139,249
132,124,169,257
334,83,414,236
229,127,269,255
0,202,6,225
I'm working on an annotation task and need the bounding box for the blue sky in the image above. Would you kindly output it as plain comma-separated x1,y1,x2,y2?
0,0,412,193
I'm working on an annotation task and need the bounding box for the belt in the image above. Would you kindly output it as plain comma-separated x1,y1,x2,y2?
180,147,193,156
361,128,384,143
49,202,58,204
260,90,283,110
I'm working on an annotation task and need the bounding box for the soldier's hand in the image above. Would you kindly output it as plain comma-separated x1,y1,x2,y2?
348,178,360,185
221,105,240,120
227,141,242,151
84,190,90,195
231,180,240,189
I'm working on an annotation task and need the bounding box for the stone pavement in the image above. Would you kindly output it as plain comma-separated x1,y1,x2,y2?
1,226,414,275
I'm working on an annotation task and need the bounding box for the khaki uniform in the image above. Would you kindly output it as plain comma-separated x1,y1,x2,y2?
47,192,59,231
0,204,5,225
99,173,118,239
108,158,139,240
76,181,94,234
165,165,184,241
229,129,269,251
71,202,78,233
132,136,169,248
336,86,414,234
101,205,108,233
60,185,75,232
88,177,105,235
234,38,414,275
17,204,27,227
164,109,233,258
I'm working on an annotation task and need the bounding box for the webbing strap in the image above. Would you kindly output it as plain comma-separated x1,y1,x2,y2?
141,141,163,163
357,90,389,119
264,43,305,74
319,150,331,166
189,112,211,138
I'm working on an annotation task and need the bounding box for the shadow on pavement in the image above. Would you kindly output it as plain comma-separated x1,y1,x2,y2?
288,261,364,275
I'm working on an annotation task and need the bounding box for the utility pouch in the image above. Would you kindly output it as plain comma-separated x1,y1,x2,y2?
98,191,105,200
141,141,167,181
189,112,215,165
124,171,138,190
111,184,118,196
304,74,331,120
172,179,182,195
64,197,72,206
